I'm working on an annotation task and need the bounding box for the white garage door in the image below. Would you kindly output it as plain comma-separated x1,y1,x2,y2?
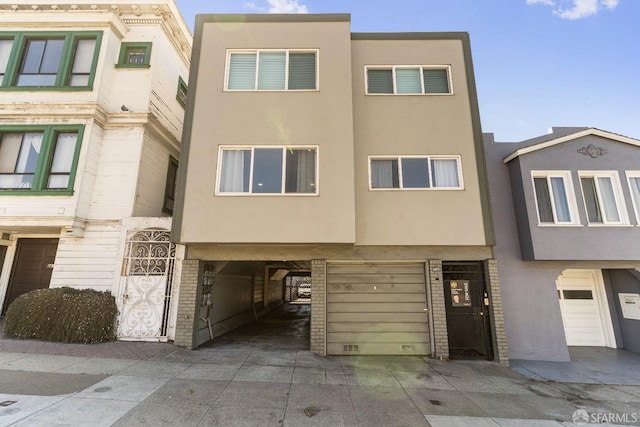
326,262,430,356
556,269,612,346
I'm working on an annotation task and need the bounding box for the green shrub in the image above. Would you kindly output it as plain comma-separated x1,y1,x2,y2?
3,287,118,344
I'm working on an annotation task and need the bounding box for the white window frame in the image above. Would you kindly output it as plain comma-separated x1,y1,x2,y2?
367,155,463,191
578,171,629,226
626,171,640,225
531,171,580,226
215,145,319,196
364,65,453,95
224,49,319,92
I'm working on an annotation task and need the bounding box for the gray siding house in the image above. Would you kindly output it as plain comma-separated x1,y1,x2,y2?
485,127,640,361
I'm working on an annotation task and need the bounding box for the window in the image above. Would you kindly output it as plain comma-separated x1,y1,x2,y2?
176,76,188,108
366,66,452,95
0,38,12,81
0,32,101,89
0,125,83,194
369,156,462,190
217,146,317,195
163,156,179,214
627,172,640,224
226,50,317,91
117,42,152,68
579,171,628,225
532,172,578,225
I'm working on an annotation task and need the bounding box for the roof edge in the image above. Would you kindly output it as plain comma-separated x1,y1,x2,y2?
351,32,469,41
196,13,350,24
503,128,640,164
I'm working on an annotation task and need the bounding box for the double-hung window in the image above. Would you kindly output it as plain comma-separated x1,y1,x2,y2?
366,66,452,95
579,171,628,225
532,172,578,225
226,49,317,91
217,146,317,195
369,156,462,190
0,32,101,89
0,125,83,194
627,172,640,224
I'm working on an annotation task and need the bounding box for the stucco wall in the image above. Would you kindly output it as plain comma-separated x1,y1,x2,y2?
176,16,356,244
510,135,640,261
607,269,640,353
486,135,640,361
351,37,488,246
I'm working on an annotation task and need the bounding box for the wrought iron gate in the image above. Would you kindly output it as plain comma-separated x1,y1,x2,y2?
118,229,176,341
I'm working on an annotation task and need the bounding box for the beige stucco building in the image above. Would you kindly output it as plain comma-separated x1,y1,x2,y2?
173,14,507,364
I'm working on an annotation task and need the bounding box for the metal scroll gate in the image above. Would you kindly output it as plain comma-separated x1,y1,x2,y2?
118,229,176,341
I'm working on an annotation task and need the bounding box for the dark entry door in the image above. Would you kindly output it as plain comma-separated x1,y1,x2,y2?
2,239,59,315
443,261,493,360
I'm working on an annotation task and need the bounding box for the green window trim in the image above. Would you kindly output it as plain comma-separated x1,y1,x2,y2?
163,156,179,214
116,42,152,69
0,124,84,195
0,31,102,91
176,76,188,108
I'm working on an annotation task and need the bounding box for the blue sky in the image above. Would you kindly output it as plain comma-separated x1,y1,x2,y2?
173,0,639,142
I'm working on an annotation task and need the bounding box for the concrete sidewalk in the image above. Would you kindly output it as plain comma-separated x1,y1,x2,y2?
1,311,640,426
0,343,639,426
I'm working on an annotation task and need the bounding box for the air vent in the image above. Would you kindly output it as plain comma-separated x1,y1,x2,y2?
400,345,415,353
343,344,359,353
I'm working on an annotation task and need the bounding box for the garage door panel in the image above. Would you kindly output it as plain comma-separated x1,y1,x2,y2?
327,273,425,285
327,322,429,333
327,343,429,355
328,312,426,323
327,283,425,294
327,264,424,275
326,262,429,356
327,302,425,313
328,332,429,343
327,293,423,303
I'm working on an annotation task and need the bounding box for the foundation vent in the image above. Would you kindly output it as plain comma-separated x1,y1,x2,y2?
400,345,415,353
343,344,359,353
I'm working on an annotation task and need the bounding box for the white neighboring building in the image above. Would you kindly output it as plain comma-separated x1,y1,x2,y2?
0,0,192,341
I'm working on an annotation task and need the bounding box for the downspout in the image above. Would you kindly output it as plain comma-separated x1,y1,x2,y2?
425,262,436,357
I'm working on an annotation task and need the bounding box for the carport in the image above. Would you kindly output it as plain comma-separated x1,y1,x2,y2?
193,260,311,348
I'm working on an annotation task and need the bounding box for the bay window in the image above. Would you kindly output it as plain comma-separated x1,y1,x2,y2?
579,171,628,225
532,172,578,225
0,32,101,89
0,125,83,194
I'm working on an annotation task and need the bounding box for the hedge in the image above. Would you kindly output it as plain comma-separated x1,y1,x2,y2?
3,287,118,344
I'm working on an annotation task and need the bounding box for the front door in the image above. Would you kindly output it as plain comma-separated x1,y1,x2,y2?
2,238,58,314
443,261,493,360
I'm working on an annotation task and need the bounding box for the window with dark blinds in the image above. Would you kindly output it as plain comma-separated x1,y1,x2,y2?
288,53,316,90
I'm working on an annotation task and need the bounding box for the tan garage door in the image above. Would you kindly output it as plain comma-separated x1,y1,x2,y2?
326,262,430,355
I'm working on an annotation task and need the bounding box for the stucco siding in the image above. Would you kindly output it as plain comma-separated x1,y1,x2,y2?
351,39,487,246
513,135,640,260
176,19,356,244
